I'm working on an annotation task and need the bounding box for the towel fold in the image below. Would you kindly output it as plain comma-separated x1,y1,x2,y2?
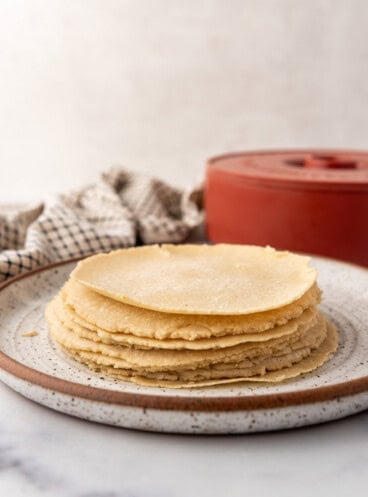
0,169,203,282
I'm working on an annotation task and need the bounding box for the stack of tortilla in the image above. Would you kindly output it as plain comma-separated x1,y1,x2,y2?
45,244,338,388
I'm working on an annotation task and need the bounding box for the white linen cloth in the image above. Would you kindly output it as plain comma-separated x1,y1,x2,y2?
0,169,203,282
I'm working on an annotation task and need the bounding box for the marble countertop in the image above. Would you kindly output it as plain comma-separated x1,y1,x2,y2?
0,381,367,497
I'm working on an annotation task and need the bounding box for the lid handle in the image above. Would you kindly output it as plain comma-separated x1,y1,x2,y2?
291,154,358,170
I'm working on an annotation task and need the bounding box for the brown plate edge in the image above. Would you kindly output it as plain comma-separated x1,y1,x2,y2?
0,257,368,413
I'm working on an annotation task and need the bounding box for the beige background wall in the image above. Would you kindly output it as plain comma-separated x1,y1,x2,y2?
0,0,367,201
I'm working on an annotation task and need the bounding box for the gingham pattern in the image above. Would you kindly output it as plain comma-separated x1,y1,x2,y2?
0,169,203,282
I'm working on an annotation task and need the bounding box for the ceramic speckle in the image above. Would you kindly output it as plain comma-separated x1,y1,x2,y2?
0,257,367,434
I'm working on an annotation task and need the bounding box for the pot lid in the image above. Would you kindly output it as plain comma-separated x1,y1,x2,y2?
208,150,368,191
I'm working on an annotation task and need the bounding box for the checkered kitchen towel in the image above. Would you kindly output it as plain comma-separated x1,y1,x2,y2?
0,169,203,282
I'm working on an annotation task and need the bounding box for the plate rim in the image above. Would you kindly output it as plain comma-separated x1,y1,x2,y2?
1,256,368,412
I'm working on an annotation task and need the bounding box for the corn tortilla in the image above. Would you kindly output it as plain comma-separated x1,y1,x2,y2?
46,305,325,371
50,293,318,350
71,244,317,315
60,320,338,388
62,279,321,340
45,244,338,389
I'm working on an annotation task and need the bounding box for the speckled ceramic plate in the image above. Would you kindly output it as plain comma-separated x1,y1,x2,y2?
0,257,368,434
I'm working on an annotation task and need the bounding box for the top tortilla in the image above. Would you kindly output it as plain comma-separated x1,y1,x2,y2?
71,244,317,315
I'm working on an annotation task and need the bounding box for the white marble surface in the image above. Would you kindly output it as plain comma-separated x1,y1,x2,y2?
0,380,367,497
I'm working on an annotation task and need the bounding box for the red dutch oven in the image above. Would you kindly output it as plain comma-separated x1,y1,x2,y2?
205,150,368,266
